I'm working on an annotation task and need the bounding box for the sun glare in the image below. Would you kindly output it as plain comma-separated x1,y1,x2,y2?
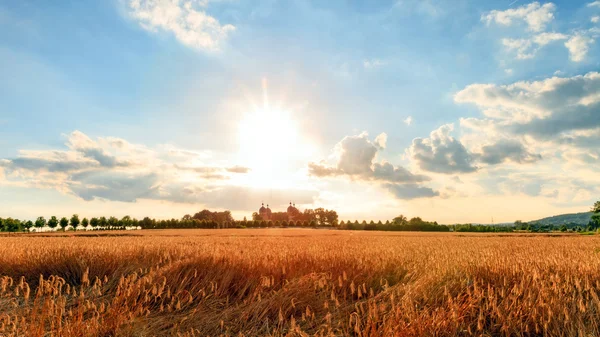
237,107,299,183
234,79,317,189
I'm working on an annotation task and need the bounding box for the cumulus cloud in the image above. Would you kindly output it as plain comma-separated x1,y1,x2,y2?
482,2,556,32
374,132,387,149
308,132,428,183
589,1,600,8
565,34,594,62
0,131,264,208
308,132,436,200
453,71,600,200
455,72,600,137
404,116,413,126
592,16,599,23
128,0,235,51
482,2,596,62
478,139,542,165
409,124,477,174
502,32,567,60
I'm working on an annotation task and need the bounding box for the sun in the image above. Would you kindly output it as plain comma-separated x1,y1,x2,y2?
237,107,300,182
235,80,314,188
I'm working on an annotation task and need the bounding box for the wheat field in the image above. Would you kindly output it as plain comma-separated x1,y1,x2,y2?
0,229,599,336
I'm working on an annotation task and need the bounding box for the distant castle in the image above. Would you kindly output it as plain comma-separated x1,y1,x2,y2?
258,202,300,221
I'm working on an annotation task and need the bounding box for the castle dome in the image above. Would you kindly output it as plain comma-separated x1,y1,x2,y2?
287,202,294,213
259,203,267,213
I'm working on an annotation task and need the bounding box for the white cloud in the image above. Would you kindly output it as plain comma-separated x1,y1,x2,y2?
308,132,436,200
455,72,600,125
592,16,600,23
363,59,387,69
533,32,568,45
404,116,413,126
374,132,388,149
505,68,514,75
482,2,556,32
588,1,600,8
409,124,478,174
455,72,600,155
502,32,567,60
0,131,275,210
483,3,596,63
502,38,535,59
565,34,594,62
128,0,235,51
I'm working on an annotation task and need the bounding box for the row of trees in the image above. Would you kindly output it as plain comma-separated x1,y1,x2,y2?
4,201,599,233
338,216,450,232
0,214,139,232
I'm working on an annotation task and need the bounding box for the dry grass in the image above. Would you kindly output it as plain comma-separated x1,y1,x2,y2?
0,229,599,336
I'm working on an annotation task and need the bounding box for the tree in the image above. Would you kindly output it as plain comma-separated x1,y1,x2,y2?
139,217,154,229
48,216,59,230
107,216,119,229
313,208,338,226
35,216,47,230
24,220,33,232
59,217,69,231
4,218,20,232
590,214,600,229
81,218,89,230
90,217,99,229
593,201,600,214
99,216,108,229
393,215,408,226
409,217,424,226
121,216,132,229
70,214,80,231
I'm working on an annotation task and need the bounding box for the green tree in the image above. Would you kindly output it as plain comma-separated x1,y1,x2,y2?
393,215,408,226
593,201,600,214
99,216,108,229
107,216,119,229
35,216,47,230
70,214,80,231
4,218,20,232
59,217,69,231
590,214,600,229
48,216,59,230
24,220,33,232
90,217,99,229
121,215,132,229
81,218,89,230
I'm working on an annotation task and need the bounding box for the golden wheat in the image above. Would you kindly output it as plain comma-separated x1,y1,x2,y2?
0,229,599,336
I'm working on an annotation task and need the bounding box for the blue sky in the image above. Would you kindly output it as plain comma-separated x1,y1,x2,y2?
1,0,600,223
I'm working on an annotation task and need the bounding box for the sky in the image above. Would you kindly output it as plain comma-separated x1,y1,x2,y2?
1,0,599,224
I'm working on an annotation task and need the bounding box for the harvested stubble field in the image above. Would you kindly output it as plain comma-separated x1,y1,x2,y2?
0,229,599,336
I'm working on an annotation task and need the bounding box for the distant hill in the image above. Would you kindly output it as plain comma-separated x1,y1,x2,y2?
530,212,593,226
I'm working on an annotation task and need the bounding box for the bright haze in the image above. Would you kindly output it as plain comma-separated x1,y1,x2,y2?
1,0,599,223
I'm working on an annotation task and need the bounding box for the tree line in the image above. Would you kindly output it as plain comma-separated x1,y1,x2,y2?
0,214,140,232
338,216,450,232
2,201,599,233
